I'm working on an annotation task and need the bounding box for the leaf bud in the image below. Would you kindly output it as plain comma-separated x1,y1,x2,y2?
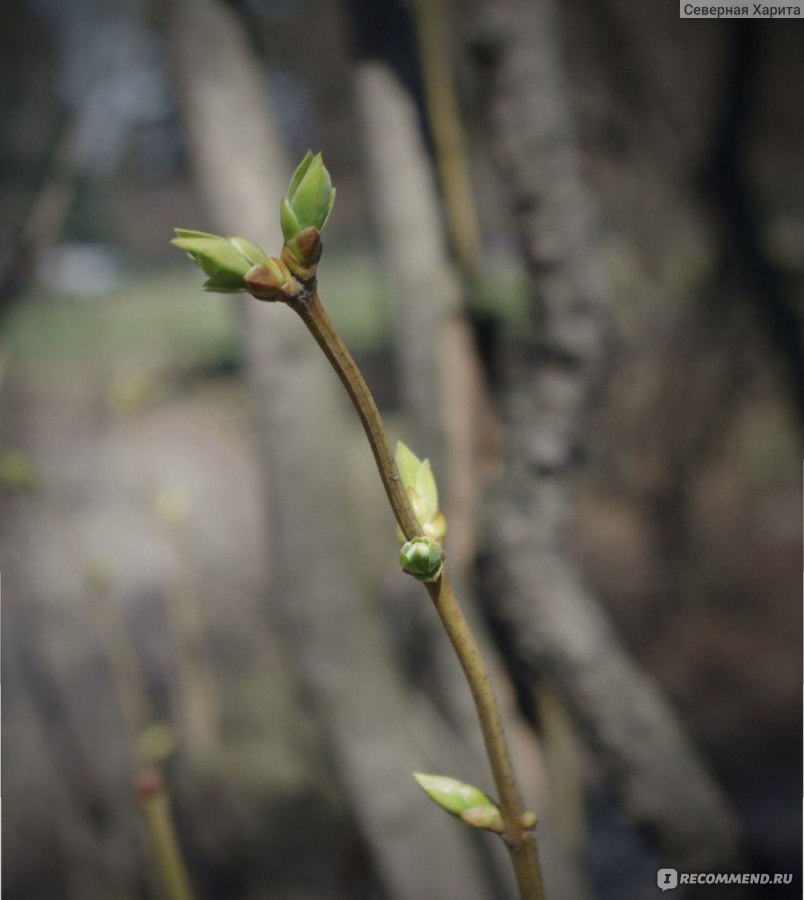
399,536,444,582
281,151,336,241
171,229,269,294
394,441,447,543
413,773,502,832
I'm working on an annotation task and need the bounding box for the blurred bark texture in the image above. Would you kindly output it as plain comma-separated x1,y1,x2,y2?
352,54,480,744
352,53,519,900
168,0,499,897
459,0,741,871
349,11,590,894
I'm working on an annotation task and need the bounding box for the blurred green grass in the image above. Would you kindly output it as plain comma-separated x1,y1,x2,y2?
2,248,527,366
2,252,395,365
3,268,238,365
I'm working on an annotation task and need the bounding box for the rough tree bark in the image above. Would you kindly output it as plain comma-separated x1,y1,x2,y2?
167,1,497,897
459,0,741,871
350,11,590,894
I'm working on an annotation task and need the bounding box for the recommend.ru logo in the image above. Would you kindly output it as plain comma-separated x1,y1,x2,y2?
658,869,679,891
657,868,793,889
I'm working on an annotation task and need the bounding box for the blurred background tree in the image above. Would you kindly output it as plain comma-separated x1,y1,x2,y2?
1,0,800,898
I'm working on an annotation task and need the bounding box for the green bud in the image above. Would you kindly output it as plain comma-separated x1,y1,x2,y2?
413,773,502,832
399,536,443,582
281,151,336,241
172,229,269,293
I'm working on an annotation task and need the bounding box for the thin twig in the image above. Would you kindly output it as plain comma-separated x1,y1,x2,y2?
288,285,546,900
137,770,195,900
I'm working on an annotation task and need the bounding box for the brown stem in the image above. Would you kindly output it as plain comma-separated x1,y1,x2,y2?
287,286,546,900
426,572,546,899
288,289,421,541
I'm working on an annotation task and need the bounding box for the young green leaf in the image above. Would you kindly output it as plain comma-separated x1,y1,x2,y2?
286,150,314,201
415,459,439,513
280,198,302,243
394,441,447,543
395,440,422,491
172,230,270,293
413,773,503,832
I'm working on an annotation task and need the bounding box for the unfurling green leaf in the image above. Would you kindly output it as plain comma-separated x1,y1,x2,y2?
395,440,423,491
415,459,438,513
280,199,301,243
394,441,446,544
172,229,269,294
413,773,503,833
399,536,444,582
407,487,437,531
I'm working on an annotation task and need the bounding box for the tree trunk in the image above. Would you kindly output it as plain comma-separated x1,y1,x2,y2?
460,0,741,871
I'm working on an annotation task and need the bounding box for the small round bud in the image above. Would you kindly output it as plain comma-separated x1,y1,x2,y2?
399,536,444,582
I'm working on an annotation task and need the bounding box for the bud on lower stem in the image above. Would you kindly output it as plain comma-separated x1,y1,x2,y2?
413,773,504,834
400,536,444,582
